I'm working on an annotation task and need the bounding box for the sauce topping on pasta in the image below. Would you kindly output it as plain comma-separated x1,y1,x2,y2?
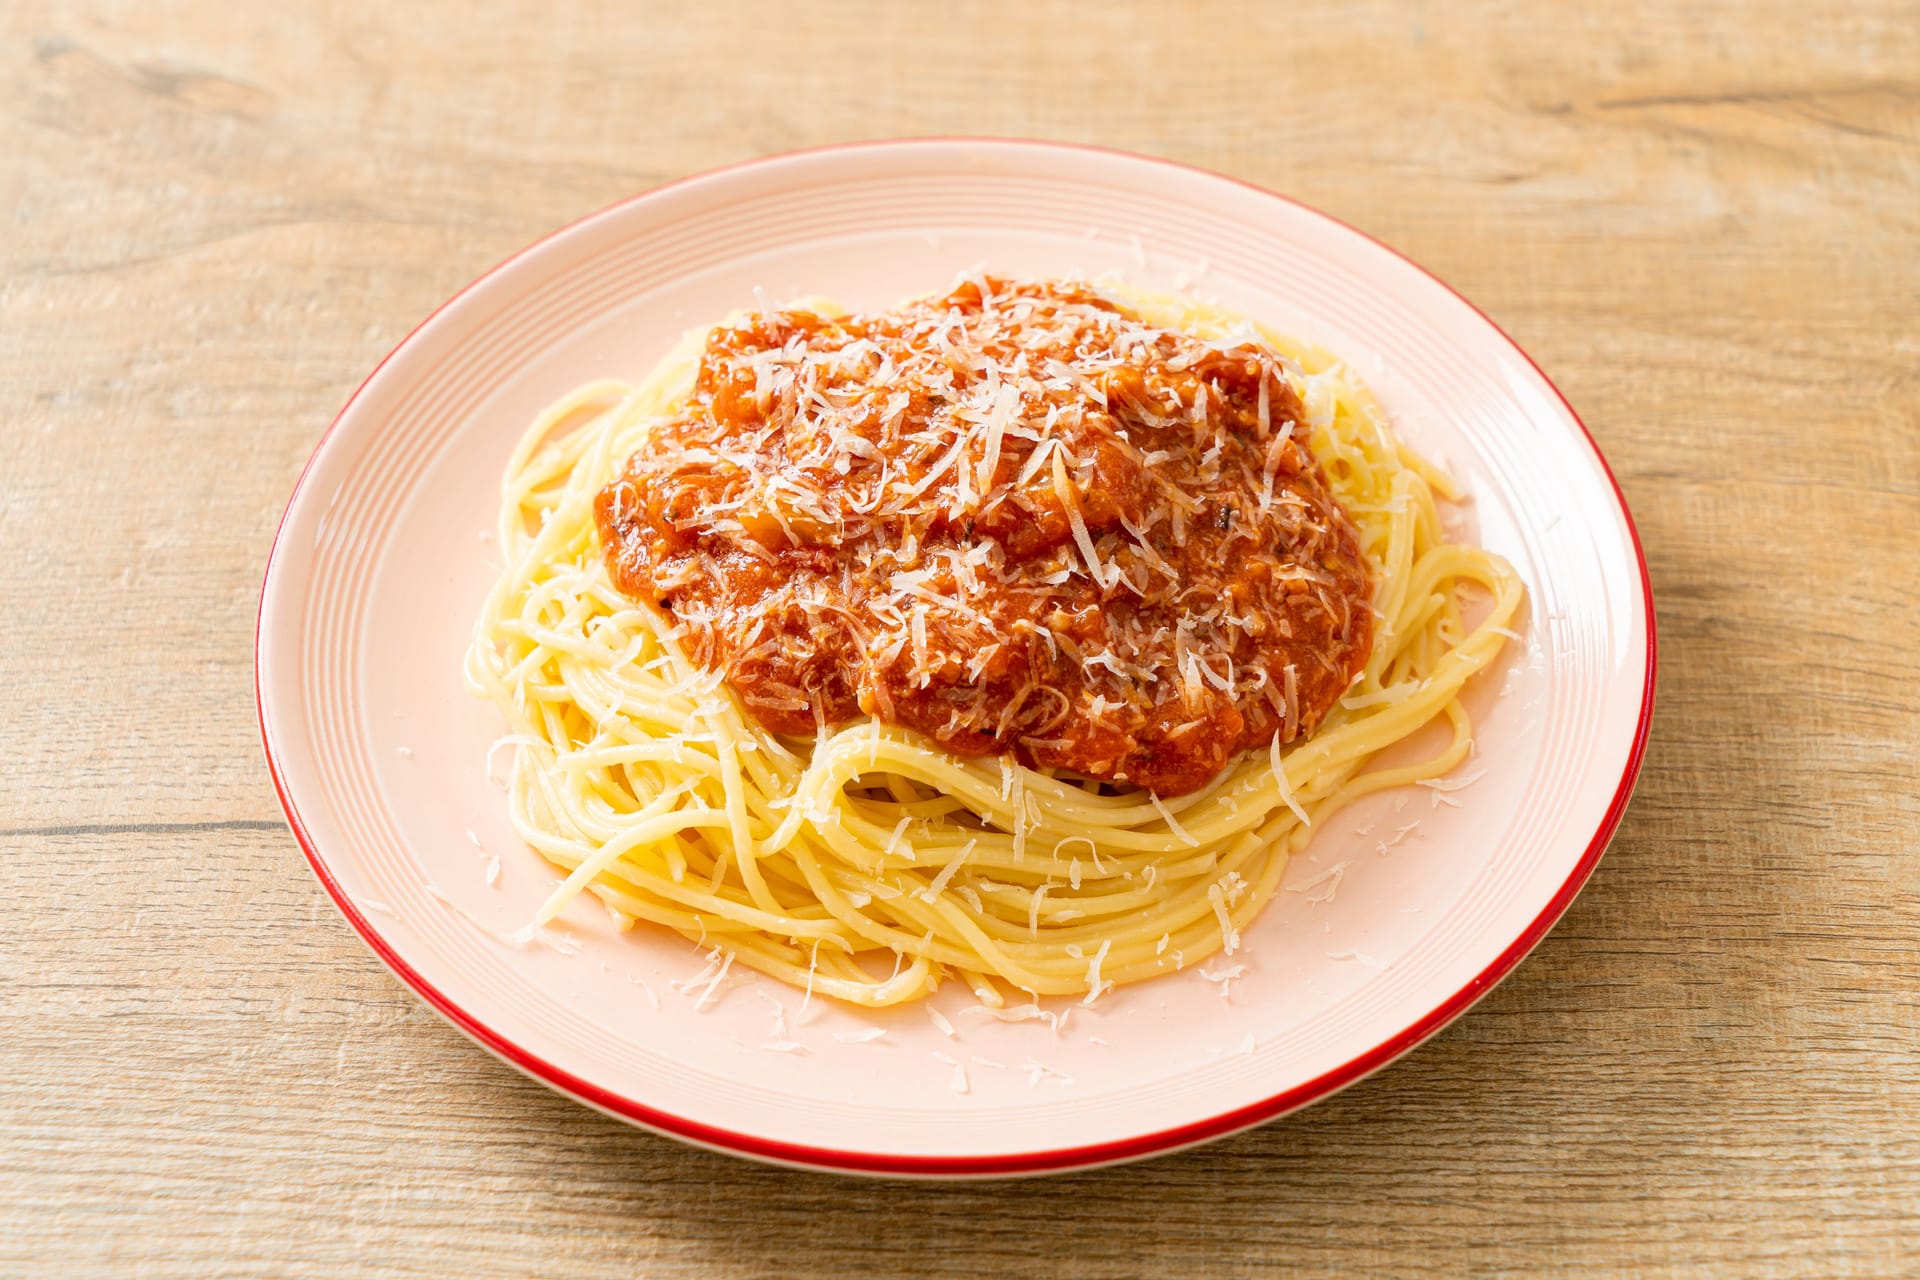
595,278,1373,795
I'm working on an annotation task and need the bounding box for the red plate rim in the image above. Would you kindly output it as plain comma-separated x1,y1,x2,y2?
255,137,1657,1179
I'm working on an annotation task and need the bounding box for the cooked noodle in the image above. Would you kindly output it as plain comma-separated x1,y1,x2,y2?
465,286,1523,1008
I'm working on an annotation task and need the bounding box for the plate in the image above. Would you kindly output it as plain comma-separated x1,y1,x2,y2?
257,139,1654,1177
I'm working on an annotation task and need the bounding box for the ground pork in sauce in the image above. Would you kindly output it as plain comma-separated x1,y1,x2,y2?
595,278,1374,796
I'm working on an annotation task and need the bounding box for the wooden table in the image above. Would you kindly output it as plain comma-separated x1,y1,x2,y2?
5,1,1916,1274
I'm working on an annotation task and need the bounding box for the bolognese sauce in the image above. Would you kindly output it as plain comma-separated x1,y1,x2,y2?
594,278,1374,796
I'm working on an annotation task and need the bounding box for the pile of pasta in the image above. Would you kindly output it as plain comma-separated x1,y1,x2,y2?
466,288,1523,1008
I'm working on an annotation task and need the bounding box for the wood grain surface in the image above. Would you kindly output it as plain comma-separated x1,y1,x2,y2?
4,0,1917,1275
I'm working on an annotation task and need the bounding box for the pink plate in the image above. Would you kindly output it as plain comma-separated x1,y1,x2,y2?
257,139,1654,1177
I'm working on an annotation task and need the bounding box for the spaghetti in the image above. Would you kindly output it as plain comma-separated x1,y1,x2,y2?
466,282,1523,1008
